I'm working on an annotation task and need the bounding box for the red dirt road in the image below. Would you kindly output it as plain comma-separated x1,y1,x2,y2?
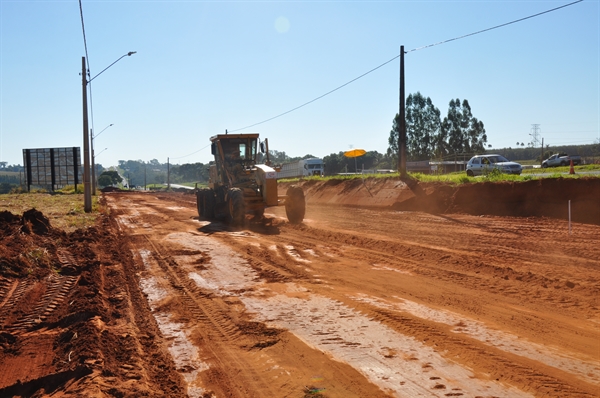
1,178,599,397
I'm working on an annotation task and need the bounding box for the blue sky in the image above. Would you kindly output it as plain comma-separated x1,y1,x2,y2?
1,0,598,168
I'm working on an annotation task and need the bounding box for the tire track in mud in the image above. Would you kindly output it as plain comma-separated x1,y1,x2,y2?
365,303,597,397
0,274,79,333
213,220,599,397
108,192,599,398
129,236,278,397
255,222,599,318
113,212,388,396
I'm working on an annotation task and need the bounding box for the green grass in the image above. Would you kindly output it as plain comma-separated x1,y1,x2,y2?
278,165,600,186
521,164,600,175
0,192,103,232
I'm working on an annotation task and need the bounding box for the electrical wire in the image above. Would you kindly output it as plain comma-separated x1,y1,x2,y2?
406,0,583,53
78,0,90,66
228,55,400,133
170,144,212,160
78,0,95,136
228,0,583,134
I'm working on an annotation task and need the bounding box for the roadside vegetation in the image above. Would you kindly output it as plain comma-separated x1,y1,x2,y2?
0,189,102,232
1,164,597,235
280,163,600,186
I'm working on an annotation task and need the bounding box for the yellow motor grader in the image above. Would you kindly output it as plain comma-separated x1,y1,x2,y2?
196,133,305,226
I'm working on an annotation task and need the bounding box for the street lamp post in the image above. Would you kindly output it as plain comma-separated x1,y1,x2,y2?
91,123,113,195
82,51,136,212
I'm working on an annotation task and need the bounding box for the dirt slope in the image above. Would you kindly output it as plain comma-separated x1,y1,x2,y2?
292,177,600,225
0,177,598,397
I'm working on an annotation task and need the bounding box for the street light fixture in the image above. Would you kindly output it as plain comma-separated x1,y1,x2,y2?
91,123,113,195
82,52,136,212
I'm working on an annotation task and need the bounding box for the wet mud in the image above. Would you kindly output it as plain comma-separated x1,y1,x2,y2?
1,177,599,397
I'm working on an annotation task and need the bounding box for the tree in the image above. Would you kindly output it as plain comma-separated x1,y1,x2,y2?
323,152,346,175
323,150,386,175
441,99,487,156
174,162,208,182
388,114,401,166
99,170,122,186
97,174,113,188
405,92,441,161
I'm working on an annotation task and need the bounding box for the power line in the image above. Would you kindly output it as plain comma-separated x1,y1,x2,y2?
170,144,212,160
78,0,90,66
228,0,583,133
406,0,583,53
78,0,95,135
228,56,400,133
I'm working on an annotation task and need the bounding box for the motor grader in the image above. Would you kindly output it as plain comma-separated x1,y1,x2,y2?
196,133,305,226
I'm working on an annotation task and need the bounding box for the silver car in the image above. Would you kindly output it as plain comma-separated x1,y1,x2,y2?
466,154,522,176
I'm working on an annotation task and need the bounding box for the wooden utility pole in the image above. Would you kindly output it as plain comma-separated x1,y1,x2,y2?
399,45,406,178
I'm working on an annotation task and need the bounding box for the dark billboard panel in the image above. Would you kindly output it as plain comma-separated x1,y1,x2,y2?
22,147,81,191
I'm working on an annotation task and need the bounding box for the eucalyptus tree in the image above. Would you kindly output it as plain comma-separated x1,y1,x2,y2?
388,92,441,161
406,92,441,160
441,99,487,156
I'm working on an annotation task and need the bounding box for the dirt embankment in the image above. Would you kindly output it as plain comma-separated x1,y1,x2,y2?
0,208,185,397
285,177,600,225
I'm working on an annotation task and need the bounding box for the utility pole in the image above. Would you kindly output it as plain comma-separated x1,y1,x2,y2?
167,157,170,190
80,52,136,211
82,57,92,212
540,137,544,166
90,128,96,196
398,45,406,178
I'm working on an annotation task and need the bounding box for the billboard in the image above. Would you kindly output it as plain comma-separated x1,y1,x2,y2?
22,147,81,191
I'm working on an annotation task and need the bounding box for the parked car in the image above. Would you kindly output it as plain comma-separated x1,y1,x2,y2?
466,154,522,177
541,153,581,168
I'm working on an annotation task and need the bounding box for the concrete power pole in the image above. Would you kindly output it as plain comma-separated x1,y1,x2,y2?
398,45,406,178
82,57,92,213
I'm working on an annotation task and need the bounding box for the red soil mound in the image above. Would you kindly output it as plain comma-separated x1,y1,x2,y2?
284,177,600,225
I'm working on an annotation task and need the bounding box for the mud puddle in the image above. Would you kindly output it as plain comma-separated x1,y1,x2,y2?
137,249,210,398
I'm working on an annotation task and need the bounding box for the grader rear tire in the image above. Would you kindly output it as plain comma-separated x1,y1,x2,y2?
227,188,245,226
285,185,305,224
196,190,205,219
203,189,216,220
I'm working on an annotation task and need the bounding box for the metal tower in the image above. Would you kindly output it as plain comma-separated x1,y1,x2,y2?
530,124,541,148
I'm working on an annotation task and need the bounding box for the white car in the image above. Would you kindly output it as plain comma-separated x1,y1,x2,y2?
466,154,522,177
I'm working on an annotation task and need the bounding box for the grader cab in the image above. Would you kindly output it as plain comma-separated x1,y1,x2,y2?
196,133,305,226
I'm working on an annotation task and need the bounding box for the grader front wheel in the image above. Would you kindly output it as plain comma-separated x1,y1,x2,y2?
227,188,245,226
285,185,305,224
